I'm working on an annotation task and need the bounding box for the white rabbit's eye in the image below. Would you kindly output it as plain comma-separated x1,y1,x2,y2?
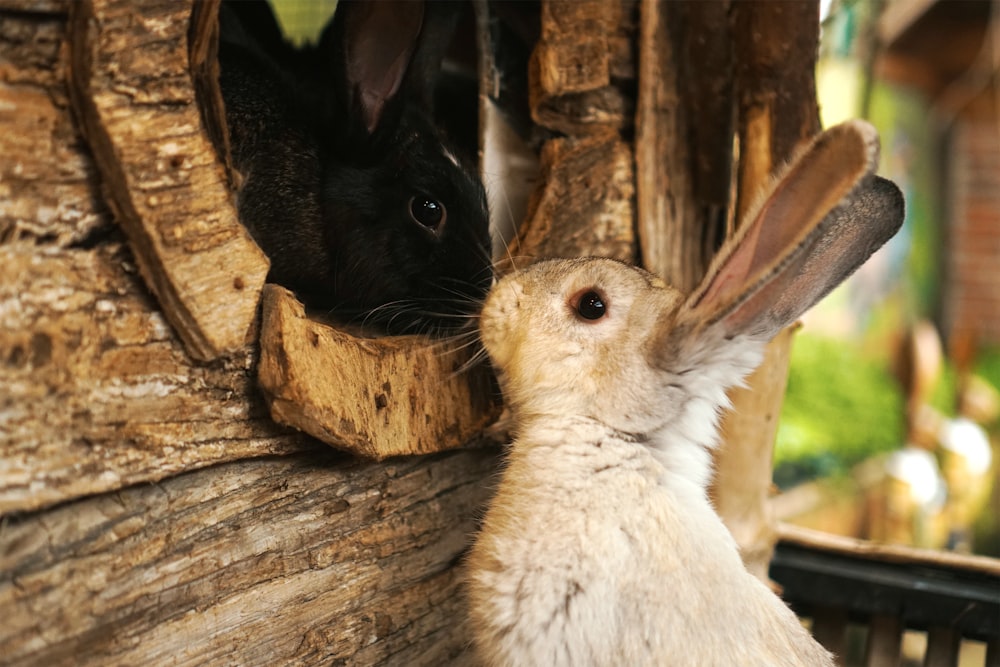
572,289,607,321
409,195,447,231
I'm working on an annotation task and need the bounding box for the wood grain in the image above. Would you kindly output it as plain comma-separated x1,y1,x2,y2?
635,0,733,294
258,285,500,459
0,447,500,666
711,0,822,581
67,0,269,361
508,129,635,266
0,241,304,515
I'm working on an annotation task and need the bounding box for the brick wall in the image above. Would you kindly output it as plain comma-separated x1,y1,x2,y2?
945,120,1000,347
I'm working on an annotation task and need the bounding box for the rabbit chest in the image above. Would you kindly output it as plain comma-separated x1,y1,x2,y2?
467,426,832,667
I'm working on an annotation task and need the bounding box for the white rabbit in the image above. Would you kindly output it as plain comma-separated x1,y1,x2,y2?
467,120,905,667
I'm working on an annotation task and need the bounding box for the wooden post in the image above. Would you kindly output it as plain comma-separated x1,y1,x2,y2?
712,0,822,580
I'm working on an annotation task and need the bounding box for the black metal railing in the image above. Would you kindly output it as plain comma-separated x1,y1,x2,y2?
770,525,1000,667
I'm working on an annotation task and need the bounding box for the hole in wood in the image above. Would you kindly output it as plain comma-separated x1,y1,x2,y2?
204,0,517,458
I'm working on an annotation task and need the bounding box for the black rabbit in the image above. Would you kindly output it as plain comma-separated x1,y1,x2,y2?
218,0,492,336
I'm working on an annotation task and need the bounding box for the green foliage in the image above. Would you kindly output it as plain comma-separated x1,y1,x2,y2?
773,333,906,488
974,346,1000,399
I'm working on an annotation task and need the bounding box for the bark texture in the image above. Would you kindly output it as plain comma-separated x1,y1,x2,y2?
713,0,823,580
258,285,500,460
0,447,500,666
68,0,269,361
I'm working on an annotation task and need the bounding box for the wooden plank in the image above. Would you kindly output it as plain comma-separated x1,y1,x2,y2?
811,606,849,665
866,614,903,667
779,524,1000,577
257,285,500,459
0,447,500,666
67,0,269,361
923,627,960,667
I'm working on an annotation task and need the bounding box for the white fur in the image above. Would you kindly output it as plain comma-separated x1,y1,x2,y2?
467,121,903,666
467,259,833,666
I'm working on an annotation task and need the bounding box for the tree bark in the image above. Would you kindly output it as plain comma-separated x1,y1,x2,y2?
258,285,500,460
67,0,269,361
0,447,500,666
509,0,637,266
635,0,733,293
712,0,822,581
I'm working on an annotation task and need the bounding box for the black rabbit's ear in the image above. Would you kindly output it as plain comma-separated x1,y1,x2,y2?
340,0,425,134
662,120,904,349
219,0,287,57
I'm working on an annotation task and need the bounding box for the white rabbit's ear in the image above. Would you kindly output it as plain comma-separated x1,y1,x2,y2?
675,120,904,342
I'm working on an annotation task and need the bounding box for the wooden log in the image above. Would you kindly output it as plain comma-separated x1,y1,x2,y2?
635,0,733,293
0,6,105,248
712,0,822,580
0,241,305,515
713,325,797,581
257,285,500,459
67,0,269,361
0,447,500,666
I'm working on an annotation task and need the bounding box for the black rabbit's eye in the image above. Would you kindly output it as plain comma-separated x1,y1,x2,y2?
409,195,446,231
573,289,607,321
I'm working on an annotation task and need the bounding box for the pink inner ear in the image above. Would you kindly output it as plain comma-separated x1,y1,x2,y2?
694,202,766,311
685,121,875,335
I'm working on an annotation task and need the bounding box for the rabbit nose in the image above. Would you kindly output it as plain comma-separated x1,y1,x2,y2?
408,195,447,234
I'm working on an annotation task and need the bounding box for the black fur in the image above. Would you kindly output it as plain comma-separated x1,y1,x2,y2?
218,0,491,335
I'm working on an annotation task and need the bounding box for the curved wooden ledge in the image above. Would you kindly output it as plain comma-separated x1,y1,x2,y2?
258,285,501,459
67,0,269,362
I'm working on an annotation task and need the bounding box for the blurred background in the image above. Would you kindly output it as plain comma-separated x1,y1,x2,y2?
773,0,1000,560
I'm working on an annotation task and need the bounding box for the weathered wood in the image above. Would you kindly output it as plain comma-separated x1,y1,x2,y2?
635,0,733,293
507,129,635,265
258,285,500,459
712,325,797,581
0,447,500,666
529,0,632,136
778,524,1000,577
732,1,822,203
67,0,269,361
0,241,305,515
502,1,637,266
0,9,104,248
188,0,233,182
712,0,822,580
